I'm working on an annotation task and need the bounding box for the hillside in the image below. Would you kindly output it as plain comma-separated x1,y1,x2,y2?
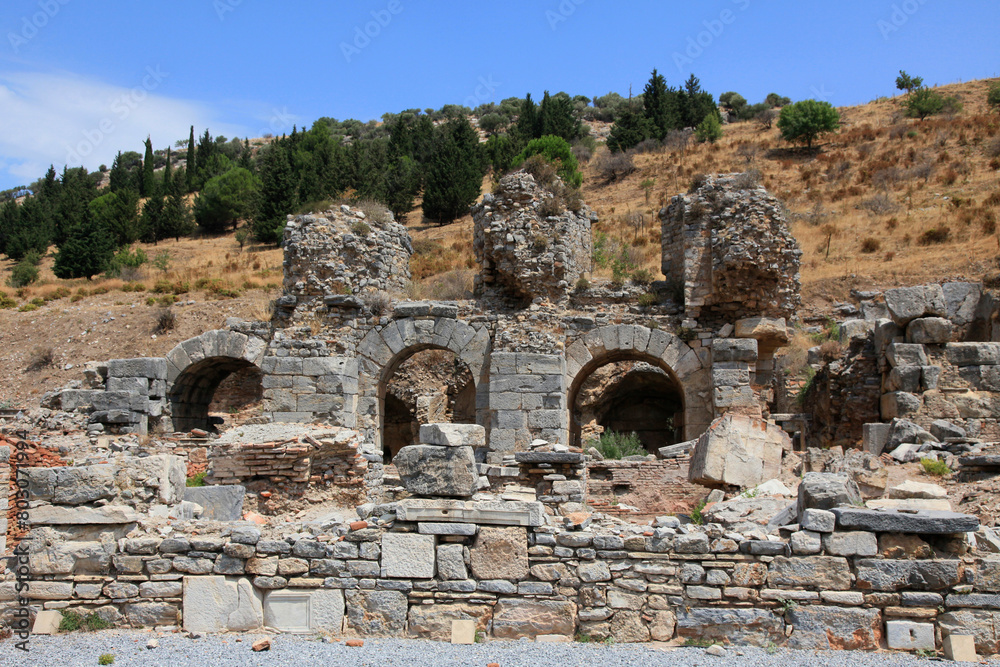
1,78,999,408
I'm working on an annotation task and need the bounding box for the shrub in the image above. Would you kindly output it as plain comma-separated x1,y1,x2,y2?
918,226,951,245
105,246,148,278
690,499,707,525
0,292,16,309
537,197,563,218
361,290,392,317
733,169,762,190
59,610,112,633
155,308,176,333
574,276,590,291
920,457,951,476
689,173,708,192
589,430,646,459
514,135,583,188
7,260,39,288
906,87,944,120
350,220,372,236
989,83,1000,112
99,654,115,665
777,100,841,148
859,193,899,215
637,292,658,307
631,269,654,286
860,237,881,253
27,346,55,371
940,167,958,185
595,150,636,182
357,199,391,225
18,303,37,312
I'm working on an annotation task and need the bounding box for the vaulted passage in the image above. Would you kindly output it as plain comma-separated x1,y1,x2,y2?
570,357,685,455
380,348,476,462
169,357,262,433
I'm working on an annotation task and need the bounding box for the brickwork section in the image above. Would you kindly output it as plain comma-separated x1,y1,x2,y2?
586,459,702,522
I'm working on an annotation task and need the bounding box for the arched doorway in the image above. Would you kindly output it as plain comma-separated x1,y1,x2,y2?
165,330,267,433
565,325,712,447
573,360,684,453
381,348,476,461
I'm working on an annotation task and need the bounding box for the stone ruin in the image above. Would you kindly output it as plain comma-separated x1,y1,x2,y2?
3,173,1000,657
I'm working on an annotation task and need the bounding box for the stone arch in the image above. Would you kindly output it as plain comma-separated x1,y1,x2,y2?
565,325,711,446
355,317,491,455
165,330,268,432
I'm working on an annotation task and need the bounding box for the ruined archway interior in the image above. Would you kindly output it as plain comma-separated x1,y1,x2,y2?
381,348,476,461
573,360,684,454
169,357,263,433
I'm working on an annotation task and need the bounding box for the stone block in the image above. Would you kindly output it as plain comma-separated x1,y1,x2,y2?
832,508,978,534
688,414,787,488
32,610,61,635
800,508,836,533
492,600,576,640
785,606,881,650
862,423,891,455
881,392,922,419
886,620,935,651
395,498,545,527
406,603,491,642
107,357,168,379
887,342,928,368
27,505,141,525
382,533,435,579
418,423,486,447
675,607,784,645
790,530,822,555
711,338,758,363
418,522,477,536
437,544,467,580
392,445,477,497
182,576,264,633
797,472,862,516
886,366,922,393
944,282,983,325
263,589,342,633
822,531,878,557
885,284,947,326
947,343,1000,367
767,556,852,590
943,633,978,662
345,590,407,637
855,559,961,591
470,526,528,581
907,317,954,344
183,485,245,521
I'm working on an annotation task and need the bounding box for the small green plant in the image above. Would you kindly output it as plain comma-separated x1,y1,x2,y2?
592,231,613,268
637,292,658,308
690,499,707,525
18,303,38,312
474,630,484,643
0,292,16,309
678,326,697,342
765,640,779,654
589,430,646,460
683,637,713,647
59,610,111,632
631,268,654,286
920,457,952,476
186,472,207,487
152,251,171,274
776,598,798,616
915,648,937,658
574,276,590,291
7,259,39,288
743,485,760,498
532,234,550,252
98,654,115,665
796,366,817,407
575,632,592,643
350,220,372,236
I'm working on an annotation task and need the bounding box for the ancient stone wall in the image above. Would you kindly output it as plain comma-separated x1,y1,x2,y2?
472,171,595,304
661,174,801,326
2,493,991,654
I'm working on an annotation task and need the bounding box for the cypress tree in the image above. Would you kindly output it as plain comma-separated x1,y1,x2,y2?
141,137,156,197
643,68,678,140
162,188,194,241
516,94,539,144
185,126,197,193
254,141,297,244
423,118,486,224
140,192,165,244
162,147,172,194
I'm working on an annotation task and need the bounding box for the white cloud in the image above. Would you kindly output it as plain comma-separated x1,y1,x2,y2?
0,68,248,189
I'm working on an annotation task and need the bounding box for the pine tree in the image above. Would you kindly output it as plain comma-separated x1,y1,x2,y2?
516,94,539,144
538,91,582,142
186,126,197,193
53,207,115,279
141,137,156,197
162,188,194,241
423,118,486,224
607,102,651,152
109,152,133,192
643,69,679,140
140,193,165,244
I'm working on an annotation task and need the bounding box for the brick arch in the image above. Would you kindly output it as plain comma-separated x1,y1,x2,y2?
565,325,711,444
165,330,268,432
355,317,491,455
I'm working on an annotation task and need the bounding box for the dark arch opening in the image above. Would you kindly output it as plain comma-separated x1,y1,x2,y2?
169,357,262,433
569,353,685,454
379,347,476,462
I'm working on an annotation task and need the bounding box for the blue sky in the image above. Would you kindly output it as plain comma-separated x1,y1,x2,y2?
0,0,997,191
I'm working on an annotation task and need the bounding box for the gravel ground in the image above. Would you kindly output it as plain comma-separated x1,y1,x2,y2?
3,631,997,667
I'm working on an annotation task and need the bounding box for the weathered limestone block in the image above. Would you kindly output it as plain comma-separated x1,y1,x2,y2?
182,576,264,633
418,423,486,447
436,544,467,580
887,342,928,368
23,465,115,505
797,472,862,517
344,590,408,637
183,486,245,521
855,559,962,591
470,526,528,581
885,284,947,326
382,533,435,579
822,531,878,557
886,620,936,651
881,392,922,419
767,556,852,590
675,607,784,646
123,602,179,627
492,599,576,640
943,282,983,326
947,343,1000,367
907,317,954,344
688,414,787,488
939,610,1000,654
407,603,492,641
786,606,881,650
832,508,978,534
392,445,477,497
